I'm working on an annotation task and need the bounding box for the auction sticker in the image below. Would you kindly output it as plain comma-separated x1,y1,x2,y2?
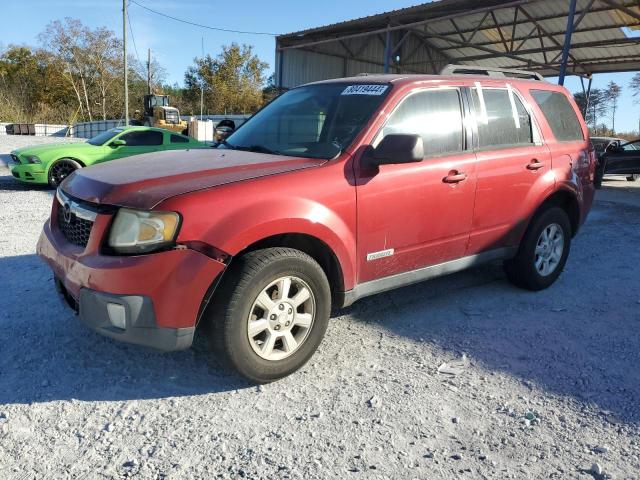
341,84,388,96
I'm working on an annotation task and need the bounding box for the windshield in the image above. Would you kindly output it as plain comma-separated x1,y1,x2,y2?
220,83,390,159
87,128,124,146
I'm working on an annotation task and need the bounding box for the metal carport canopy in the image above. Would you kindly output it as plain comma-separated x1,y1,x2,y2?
275,0,640,88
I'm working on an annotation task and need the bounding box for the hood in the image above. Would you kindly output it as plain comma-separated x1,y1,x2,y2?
61,148,327,210
13,142,93,158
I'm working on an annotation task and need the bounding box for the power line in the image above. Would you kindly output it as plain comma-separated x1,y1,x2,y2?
129,0,279,36
127,2,141,64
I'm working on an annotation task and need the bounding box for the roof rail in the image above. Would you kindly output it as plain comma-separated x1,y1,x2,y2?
440,64,545,81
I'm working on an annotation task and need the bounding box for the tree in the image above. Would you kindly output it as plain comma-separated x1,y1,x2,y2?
184,43,268,115
132,55,167,95
630,73,640,103
574,89,608,133
604,81,621,133
39,18,127,121
0,45,74,123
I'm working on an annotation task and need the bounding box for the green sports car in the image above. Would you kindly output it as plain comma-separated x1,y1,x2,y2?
10,126,205,187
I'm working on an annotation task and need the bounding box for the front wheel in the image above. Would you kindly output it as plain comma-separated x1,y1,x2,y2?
48,159,82,188
504,207,571,291
206,247,331,383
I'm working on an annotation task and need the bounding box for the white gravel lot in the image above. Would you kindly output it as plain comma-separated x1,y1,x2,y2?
0,135,639,479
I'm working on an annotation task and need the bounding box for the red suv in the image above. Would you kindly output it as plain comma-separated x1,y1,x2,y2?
38,67,595,383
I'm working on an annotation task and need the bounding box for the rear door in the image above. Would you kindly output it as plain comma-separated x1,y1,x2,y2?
467,84,552,254
355,86,477,283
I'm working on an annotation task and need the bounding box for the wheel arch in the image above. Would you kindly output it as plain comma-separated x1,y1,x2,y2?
534,188,581,237
235,233,346,307
46,156,86,172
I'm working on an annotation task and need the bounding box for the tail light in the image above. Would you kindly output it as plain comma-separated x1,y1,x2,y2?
587,142,597,182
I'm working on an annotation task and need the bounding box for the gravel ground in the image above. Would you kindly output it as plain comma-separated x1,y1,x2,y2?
0,135,639,479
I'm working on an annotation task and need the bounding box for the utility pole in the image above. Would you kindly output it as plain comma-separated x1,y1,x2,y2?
200,37,204,120
123,0,129,126
147,48,152,95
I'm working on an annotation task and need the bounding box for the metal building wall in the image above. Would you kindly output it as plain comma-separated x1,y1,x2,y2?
276,33,449,89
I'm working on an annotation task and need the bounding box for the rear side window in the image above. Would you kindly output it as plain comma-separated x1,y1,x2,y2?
530,90,584,142
472,88,533,148
120,130,163,146
170,134,189,143
381,89,464,157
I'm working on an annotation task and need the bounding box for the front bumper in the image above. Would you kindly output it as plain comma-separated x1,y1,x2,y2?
38,208,227,351
55,280,195,351
10,163,47,184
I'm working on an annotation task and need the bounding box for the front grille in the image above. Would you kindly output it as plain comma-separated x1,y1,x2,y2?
57,201,94,248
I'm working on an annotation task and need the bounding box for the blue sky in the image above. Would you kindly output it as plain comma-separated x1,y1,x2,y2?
2,0,639,132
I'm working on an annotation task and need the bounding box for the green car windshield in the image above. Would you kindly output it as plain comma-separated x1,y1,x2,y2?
87,128,125,146
220,83,391,159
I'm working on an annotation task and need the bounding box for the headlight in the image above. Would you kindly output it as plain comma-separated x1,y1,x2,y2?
26,155,41,164
108,208,180,254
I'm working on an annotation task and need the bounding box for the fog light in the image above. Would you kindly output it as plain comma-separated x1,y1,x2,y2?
106,302,127,330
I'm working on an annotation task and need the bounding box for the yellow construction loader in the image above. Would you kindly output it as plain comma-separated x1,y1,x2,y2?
134,94,189,135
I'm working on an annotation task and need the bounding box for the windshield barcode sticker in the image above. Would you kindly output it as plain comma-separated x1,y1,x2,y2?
341,85,388,96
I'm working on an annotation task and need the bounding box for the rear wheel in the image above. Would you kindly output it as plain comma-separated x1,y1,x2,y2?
206,247,331,383
504,207,571,291
626,174,639,182
47,159,81,188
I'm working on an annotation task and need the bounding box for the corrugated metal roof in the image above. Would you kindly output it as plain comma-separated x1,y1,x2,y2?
277,0,640,82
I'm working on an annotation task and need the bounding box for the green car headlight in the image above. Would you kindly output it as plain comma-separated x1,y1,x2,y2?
108,208,181,254
26,155,41,164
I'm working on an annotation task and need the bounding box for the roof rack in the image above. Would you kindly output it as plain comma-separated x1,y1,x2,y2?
440,64,545,81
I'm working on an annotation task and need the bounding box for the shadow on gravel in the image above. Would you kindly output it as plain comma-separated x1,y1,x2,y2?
342,199,640,426
0,254,250,405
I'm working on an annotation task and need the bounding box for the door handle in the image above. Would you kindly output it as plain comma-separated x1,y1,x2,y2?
526,159,545,170
443,171,467,183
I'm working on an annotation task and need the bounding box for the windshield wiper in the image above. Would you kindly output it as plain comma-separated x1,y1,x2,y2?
235,145,280,155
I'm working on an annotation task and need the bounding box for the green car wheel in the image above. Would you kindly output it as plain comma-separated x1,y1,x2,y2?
48,159,82,188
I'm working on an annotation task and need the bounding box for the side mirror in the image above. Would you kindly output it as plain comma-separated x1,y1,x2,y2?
364,134,424,168
110,139,126,147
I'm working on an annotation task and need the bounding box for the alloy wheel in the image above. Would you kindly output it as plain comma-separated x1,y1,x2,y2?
534,223,564,276
246,276,315,361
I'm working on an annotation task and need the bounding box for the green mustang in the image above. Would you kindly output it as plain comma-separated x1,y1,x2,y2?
10,126,206,187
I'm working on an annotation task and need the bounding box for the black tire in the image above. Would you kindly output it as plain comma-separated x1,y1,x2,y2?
47,158,82,188
504,206,571,291
594,159,605,189
626,174,639,182
206,247,331,383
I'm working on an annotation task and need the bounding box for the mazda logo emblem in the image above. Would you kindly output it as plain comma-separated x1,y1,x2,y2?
63,203,72,224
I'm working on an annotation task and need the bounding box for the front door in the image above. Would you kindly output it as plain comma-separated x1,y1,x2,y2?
603,139,640,176
355,87,477,284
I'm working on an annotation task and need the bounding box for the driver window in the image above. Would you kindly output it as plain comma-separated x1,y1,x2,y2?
380,89,464,157
120,130,163,146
